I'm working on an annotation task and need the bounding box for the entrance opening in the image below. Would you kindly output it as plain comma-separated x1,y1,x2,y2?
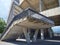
37,29,50,39
44,29,50,39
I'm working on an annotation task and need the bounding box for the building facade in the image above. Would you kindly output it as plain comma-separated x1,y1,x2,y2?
7,0,60,26
0,0,60,43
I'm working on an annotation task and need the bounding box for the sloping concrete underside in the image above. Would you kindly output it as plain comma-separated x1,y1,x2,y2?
14,0,59,13
0,9,54,41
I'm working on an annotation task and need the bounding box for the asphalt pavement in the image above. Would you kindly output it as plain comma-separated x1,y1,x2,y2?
0,39,60,45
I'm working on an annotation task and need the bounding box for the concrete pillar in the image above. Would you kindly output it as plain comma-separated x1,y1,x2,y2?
33,29,39,42
58,0,60,6
39,0,44,11
39,0,42,11
40,29,44,40
23,28,30,44
48,28,53,38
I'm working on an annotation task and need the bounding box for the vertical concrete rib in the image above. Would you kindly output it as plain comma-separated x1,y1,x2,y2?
41,29,44,40
23,28,30,43
48,28,53,38
39,0,43,11
33,29,39,42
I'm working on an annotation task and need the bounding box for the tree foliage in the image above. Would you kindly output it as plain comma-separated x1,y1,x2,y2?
0,18,6,33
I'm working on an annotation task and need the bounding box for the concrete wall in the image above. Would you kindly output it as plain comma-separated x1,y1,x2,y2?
40,7,60,17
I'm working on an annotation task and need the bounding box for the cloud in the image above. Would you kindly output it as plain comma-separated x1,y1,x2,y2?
0,0,11,22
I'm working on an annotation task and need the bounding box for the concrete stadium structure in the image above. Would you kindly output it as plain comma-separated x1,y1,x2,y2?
0,0,60,43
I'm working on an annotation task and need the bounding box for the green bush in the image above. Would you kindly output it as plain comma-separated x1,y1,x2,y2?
0,18,6,33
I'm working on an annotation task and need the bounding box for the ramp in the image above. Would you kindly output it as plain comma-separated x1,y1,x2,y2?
0,8,54,41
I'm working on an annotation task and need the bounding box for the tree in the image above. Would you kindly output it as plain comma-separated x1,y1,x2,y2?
0,18,6,33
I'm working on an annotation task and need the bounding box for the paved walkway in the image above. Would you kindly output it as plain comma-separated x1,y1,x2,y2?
0,39,60,45
0,41,27,45
0,41,16,45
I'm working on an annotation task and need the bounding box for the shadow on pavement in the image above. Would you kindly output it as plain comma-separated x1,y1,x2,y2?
4,40,60,45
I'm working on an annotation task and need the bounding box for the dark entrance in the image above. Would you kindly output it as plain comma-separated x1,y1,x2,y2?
37,29,50,39
44,29,50,39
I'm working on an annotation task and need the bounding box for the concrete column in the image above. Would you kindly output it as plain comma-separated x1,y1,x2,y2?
23,28,30,44
33,29,39,42
40,29,44,40
39,0,44,11
39,0,42,11
58,0,60,6
48,28,53,38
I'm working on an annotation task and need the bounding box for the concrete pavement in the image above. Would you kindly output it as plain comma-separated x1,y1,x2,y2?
0,39,60,45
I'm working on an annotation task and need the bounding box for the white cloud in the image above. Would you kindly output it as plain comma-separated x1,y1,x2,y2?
0,0,11,22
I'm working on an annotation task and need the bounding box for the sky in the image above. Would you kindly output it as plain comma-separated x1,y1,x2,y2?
0,0,11,22
0,0,60,33
52,26,60,33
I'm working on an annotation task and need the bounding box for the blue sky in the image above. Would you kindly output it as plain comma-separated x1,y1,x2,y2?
0,0,11,22
52,26,60,33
